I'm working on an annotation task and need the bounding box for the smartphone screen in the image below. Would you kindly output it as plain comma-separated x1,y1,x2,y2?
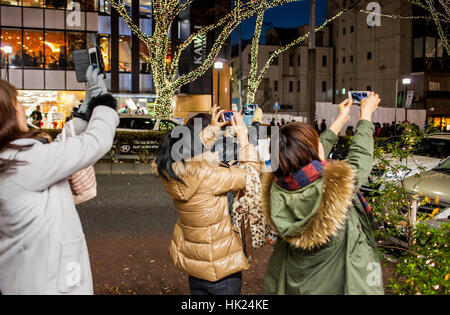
222,111,234,122
350,92,370,104
243,104,257,115
89,51,98,69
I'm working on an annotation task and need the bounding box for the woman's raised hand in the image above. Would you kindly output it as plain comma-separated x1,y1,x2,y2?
230,109,249,146
360,92,381,122
211,105,229,128
329,98,352,136
337,98,352,122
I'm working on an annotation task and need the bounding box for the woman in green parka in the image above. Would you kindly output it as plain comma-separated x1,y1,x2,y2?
262,92,384,295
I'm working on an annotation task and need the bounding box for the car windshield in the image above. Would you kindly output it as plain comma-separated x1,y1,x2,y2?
119,117,157,130
414,138,450,159
435,158,450,171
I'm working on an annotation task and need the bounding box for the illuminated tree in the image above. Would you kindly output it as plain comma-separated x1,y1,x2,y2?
245,4,346,105
110,0,300,118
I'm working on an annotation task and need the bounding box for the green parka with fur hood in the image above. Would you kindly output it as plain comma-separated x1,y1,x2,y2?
263,120,384,295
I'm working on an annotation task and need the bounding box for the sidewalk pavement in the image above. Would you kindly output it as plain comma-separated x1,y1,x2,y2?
95,162,156,175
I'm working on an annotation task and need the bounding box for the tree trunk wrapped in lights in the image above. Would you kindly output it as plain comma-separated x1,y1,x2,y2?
110,0,301,118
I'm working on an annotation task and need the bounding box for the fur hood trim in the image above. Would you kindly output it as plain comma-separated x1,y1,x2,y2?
264,160,356,250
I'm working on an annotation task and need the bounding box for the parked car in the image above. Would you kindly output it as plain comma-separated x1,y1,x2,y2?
117,115,178,132
360,134,450,194
403,157,450,220
116,115,179,154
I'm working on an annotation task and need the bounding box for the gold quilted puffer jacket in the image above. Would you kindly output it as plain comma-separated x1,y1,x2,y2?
161,125,260,282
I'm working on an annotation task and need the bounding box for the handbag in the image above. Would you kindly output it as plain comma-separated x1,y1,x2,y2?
61,120,97,204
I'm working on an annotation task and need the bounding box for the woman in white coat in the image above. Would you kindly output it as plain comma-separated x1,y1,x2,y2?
0,67,118,295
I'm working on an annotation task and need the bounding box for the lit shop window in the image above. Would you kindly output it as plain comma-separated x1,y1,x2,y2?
45,0,67,9
82,0,98,11
425,37,436,58
0,0,20,5
44,31,66,70
86,32,96,48
99,34,111,71
1,29,22,67
119,35,131,72
140,40,150,73
22,0,44,8
66,32,86,70
23,30,44,68
99,0,111,13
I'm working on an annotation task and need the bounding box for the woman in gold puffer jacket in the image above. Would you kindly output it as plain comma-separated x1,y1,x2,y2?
157,107,260,295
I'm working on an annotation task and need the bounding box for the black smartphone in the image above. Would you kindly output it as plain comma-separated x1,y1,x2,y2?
73,47,105,83
243,104,257,115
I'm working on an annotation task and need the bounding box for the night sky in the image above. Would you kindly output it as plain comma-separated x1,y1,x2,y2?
231,0,327,46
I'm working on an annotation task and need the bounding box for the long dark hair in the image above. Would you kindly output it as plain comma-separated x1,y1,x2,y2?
156,113,212,183
0,79,40,174
274,122,321,178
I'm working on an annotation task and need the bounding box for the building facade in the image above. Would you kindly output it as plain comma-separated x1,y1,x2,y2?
0,0,231,126
328,0,449,130
327,0,413,107
231,26,334,115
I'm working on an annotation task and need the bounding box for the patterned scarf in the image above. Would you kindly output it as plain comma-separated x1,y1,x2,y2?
275,160,372,215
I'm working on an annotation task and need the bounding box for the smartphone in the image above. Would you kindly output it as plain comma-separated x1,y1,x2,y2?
73,47,105,82
89,47,99,70
348,91,371,104
222,111,234,122
243,104,257,115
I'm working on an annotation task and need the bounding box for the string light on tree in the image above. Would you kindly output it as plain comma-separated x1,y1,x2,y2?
110,0,302,118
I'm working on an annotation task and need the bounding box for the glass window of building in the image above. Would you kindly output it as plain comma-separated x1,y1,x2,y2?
99,34,111,71
140,40,150,73
86,32,97,48
44,31,66,70
119,35,131,72
22,0,44,7
425,37,436,58
0,0,20,5
45,0,67,9
99,0,111,14
1,28,22,67
437,39,443,58
414,37,424,58
82,0,99,11
140,1,152,18
66,32,86,69
23,30,44,68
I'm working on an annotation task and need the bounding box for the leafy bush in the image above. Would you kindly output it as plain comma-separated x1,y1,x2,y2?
388,223,450,295
364,124,450,295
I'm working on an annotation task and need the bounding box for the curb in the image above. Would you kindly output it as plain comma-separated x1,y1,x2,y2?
94,162,156,175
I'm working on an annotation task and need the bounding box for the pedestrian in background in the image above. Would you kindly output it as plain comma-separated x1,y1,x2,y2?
0,67,118,295
262,93,384,295
320,119,327,133
156,106,260,295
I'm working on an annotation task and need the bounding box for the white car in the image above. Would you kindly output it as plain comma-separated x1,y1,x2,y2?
361,134,450,193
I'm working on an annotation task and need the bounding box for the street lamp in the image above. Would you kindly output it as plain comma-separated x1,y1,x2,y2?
214,61,224,108
394,76,411,135
2,45,12,82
